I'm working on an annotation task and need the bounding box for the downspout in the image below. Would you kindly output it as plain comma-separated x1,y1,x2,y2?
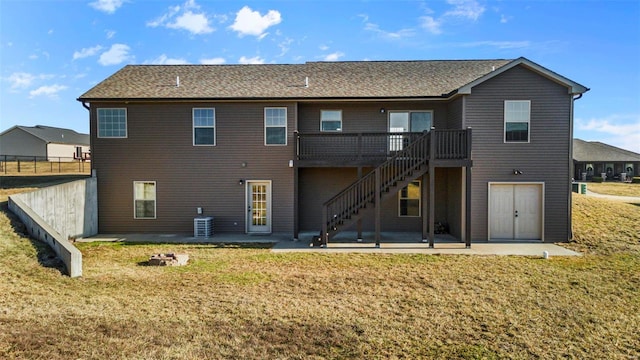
81,101,90,111
568,92,583,241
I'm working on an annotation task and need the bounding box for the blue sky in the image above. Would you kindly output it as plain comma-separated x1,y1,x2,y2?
1,0,639,152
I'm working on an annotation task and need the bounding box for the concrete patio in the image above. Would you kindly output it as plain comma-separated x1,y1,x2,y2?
81,231,581,257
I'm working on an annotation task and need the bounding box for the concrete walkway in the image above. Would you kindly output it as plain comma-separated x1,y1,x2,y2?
584,190,640,203
82,231,581,257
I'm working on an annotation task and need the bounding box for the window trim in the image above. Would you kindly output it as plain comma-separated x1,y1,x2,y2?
320,109,343,132
133,181,157,220
264,107,287,146
388,110,434,132
97,107,127,138
192,108,216,146
398,180,421,217
504,100,531,143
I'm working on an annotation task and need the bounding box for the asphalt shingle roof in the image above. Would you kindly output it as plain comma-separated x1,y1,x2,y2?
573,139,640,162
78,60,513,100
16,125,89,145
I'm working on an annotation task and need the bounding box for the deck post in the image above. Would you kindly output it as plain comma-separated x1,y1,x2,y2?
428,130,436,248
421,171,428,242
375,167,381,247
357,167,363,242
293,166,299,241
322,205,328,246
465,165,472,248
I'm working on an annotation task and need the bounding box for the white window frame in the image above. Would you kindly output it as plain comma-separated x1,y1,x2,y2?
504,100,531,143
264,107,287,146
398,180,421,217
320,110,342,132
192,108,216,146
97,108,127,138
133,181,156,219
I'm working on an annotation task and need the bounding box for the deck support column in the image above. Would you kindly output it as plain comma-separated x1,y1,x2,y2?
465,165,472,248
357,167,363,242
421,171,428,242
374,167,381,248
429,165,435,248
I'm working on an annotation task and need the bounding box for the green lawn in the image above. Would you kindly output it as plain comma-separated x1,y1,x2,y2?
0,183,638,359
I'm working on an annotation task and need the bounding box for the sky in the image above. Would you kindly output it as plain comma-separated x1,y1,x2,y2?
1,0,639,153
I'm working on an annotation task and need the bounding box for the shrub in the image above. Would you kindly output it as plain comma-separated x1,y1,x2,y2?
632,177,640,184
592,176,603,183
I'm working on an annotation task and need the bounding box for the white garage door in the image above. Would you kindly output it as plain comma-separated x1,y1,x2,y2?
489,183,542,240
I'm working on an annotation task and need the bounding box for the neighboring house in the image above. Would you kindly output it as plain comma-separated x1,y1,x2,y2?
0,125,90,161
573,139,640,181
77,57,588,245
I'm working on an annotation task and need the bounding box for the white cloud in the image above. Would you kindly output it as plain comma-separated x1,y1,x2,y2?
147,1,213,35
239,56,265,64
278,38,293,56
98,44,132,66
168,11,213,34
500,14,509,23
148,54,189,65
576,114,640,153
73,45,103,60
48,29,54,35
420,16,442,34
444,0,485,21
89,0,124,14
323,52,344,62
200,57,226,65
364,22,415,40
106,30,116,39
29,84,68,98
230,6,281,38
29,54,38,60
7,72,36,89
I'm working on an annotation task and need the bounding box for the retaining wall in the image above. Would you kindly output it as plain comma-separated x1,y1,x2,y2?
8,178,97,277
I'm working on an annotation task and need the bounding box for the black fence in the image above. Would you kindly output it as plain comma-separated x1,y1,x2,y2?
0,155,91,175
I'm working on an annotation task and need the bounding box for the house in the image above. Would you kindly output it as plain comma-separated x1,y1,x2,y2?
573,139,640,181
77,57,588,245
0,125,90,161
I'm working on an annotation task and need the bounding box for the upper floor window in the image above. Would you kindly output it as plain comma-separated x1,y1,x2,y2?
134,181,156,219
321,110,342,131
399,180,420,217
193,108,215,146
504,100,530,143
265,107,287,145
97,108,127,138
389,111,432,151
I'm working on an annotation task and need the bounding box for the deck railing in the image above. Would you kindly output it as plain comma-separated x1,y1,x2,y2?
296,129,471,165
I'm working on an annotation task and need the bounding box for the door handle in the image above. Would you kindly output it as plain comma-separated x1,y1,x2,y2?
514,210,519,218
248,206,252,212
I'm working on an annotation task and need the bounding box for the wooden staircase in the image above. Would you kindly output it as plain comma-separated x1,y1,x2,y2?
321,131,431,245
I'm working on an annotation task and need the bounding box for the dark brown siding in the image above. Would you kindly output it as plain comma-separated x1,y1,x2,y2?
297,101,449,132
298,167,452,234
90,101,295,234
465,65,573,242
446,97,464,129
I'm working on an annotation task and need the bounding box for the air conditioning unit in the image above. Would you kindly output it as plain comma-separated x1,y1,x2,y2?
194,217,213,237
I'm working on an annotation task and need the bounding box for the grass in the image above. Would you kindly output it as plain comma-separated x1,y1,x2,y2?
586,182,640,197
0,181,639,359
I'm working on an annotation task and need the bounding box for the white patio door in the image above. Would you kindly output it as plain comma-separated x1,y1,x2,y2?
247,181,271,233
489,184,542,240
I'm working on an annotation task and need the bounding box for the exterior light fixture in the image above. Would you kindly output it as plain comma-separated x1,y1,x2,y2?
238,179,244,185
513,169,523,175
379,108,386,114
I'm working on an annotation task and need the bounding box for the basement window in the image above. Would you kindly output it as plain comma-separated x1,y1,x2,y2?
399,180,420,217
134,181,156,219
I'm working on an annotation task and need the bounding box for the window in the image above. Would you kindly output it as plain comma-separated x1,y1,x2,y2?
399,180,420,217
193,108,215,146
97,108,127,138
504,101,530,142
389,111,432,151
265,107,287,145
321,110,342,131
134,181,156,219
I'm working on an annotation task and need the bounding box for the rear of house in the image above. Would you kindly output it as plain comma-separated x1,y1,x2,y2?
78,57,587,243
